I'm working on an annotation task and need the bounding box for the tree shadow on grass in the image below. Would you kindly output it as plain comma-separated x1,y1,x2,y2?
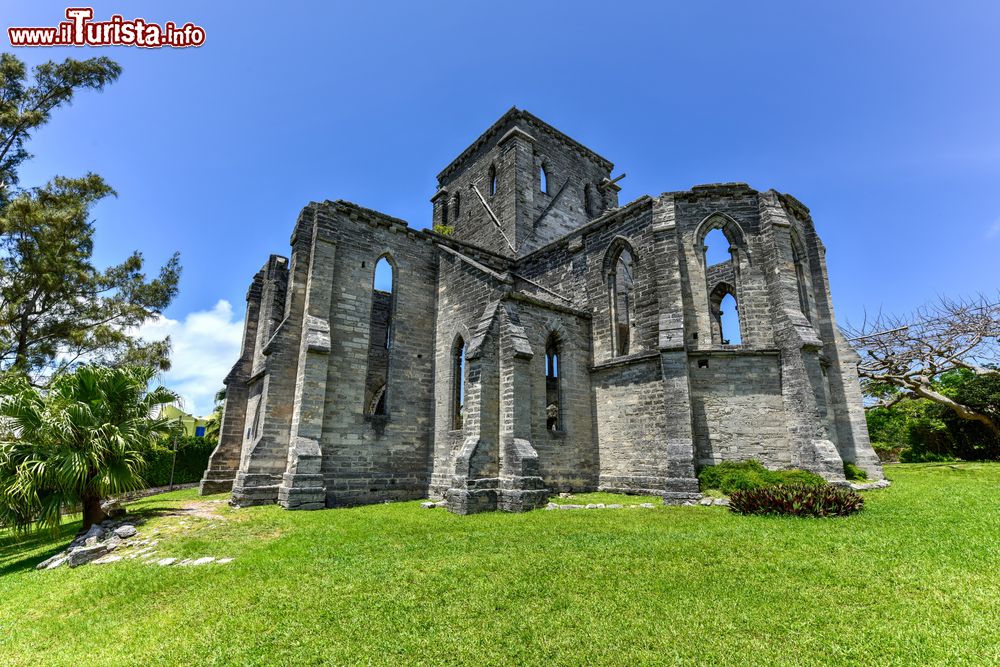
0,521,79,577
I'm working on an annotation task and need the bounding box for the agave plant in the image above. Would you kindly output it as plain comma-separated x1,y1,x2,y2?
0,365,178,531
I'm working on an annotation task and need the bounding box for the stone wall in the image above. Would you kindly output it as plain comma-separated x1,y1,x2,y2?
688,351,790,468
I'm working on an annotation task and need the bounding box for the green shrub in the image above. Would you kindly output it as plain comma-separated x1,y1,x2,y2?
729,484,864,517
697,460,824,495
140,436,216,487
843,462,868,481
872,442,905,463
900,448,957,463
773,469,826,487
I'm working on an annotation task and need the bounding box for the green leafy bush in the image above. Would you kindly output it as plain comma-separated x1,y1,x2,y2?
729,484,864,517
141,436,215,487
697,460,825,495
865,369,1000,462
843,462,868,481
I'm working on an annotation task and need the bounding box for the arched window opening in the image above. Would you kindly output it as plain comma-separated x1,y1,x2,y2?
545,334,561,431
539,163,548,194
489,164,497,196
452,336,466,429
608,246,635,357
441,196,448,226
792,241,812,322
709,283,741,345
365,257,395,416
583,183,594,217
703,228,731,266
452,192,461,220
369,385,387,416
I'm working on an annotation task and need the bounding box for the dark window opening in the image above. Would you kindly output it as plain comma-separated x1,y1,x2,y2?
452,192,461,220
545,334,561,431
792,241,812,322
698,359,709,369
489,164,497,196
608,246,635,357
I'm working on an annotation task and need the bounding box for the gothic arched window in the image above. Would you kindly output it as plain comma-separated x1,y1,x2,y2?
545,334,561,431
607,245,635,357
365,256,395,416
452,336,466,429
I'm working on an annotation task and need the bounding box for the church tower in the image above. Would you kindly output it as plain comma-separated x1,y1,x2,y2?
431,107,621,257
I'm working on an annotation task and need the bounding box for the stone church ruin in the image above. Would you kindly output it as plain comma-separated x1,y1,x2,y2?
199,108,883,514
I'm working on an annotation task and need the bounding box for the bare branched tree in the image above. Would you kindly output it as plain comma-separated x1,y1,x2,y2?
843,294,1000,434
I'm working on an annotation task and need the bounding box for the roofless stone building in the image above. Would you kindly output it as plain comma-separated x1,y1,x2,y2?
199,108,883,514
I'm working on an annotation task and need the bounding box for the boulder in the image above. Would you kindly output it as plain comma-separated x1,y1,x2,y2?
46,556,69,570
113,524,137,539
36,553,67,570
68,544,109,567
101,500,127,519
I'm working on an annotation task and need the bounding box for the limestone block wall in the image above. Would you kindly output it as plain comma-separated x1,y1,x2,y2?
688,351,791,468
592,355,670,492
673,185,775,351
429,242,510,496
316,202,439,506
518,303,597,492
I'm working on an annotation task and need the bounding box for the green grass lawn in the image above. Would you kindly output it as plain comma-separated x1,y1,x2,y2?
2,463,999,666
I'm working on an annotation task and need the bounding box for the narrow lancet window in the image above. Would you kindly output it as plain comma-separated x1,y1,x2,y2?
539,164,548,194
608,246,635,356
452,336,466,429
365,257,394,416
545,334,561,431
489,164,497,196
792,241,812,321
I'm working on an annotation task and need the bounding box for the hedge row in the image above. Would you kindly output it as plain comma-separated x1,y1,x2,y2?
141,436,216,487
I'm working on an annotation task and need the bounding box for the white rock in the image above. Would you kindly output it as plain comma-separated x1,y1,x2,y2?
190,557,215,566
216,558,234,565
93,554,122,565
607,504,623,509
156,557,177,566
46,556,69,570
699,497,714,506
420,501,434,509
640,503,656,508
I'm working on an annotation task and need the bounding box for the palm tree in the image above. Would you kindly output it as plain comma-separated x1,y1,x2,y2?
204,386,226,443
0,365,178,531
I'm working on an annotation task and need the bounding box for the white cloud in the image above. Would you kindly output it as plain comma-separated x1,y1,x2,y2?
988,219,1000,239
138,300,244,416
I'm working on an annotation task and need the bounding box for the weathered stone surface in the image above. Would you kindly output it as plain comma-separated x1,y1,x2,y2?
199,108,882,516
68,544,109,567
157,557,177,566
92,554,122,565
101,500,127,519
113,525,137,539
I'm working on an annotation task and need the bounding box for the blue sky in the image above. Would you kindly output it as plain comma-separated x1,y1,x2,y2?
3,1,999,413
